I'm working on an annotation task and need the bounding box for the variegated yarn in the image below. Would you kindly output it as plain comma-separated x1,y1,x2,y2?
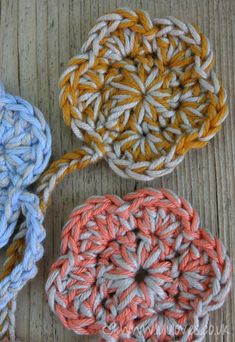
0,7,230,341
59,8,228,181
46,188,231,341
0,84,51,341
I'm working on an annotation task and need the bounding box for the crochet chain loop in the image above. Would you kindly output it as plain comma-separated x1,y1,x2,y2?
0,146,99,341
0,84,51,341
38,146,102,212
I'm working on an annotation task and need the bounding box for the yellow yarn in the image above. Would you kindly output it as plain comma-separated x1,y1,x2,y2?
58,8,228,181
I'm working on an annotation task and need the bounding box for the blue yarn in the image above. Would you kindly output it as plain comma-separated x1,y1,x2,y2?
0,92,51,188
0,84,51,310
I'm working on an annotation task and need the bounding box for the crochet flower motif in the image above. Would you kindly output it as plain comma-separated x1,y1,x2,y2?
46,188,231,342
59,8,228,180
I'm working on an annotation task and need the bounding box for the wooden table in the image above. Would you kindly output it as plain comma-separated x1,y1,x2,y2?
0,0,234,341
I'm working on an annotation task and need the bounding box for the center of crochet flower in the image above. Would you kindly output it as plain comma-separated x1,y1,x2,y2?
135,267,149,283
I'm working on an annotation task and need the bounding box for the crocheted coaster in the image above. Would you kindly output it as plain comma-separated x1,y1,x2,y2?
59,8,228,180
0,84,51,340
46,188,231,342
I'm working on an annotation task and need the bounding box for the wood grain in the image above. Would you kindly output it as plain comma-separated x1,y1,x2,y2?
0,0,234,341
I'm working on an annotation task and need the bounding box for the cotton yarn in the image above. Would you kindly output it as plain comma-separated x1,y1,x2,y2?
59,8,228,181
0,84,51,340
46,188,231,341
0,8,230,341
